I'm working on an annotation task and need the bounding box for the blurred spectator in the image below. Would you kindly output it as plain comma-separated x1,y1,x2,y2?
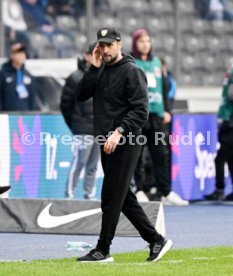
0,42,36,111
60,43,100,199
20,0,73,42
131,28,188,206
38,0,48,8
2,0,33,57
160,57,177,190
45,0,76,18
205,66,233,201
43,0,109,18
195,0,233,21
160,58,177,110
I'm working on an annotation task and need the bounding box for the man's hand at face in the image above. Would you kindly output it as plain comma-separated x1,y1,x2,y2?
104,129,123,154
92,44,103,68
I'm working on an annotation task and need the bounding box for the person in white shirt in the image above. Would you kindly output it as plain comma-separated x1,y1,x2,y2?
2,0,32,56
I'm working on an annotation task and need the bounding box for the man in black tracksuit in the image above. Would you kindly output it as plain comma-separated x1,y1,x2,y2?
76,27,172,263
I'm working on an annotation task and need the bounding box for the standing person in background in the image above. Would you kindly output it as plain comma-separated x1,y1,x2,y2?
205,65,233,201
0,42,36,111
160,57,177,110
131,28,188,206
60,43,100,200
160,57,177,192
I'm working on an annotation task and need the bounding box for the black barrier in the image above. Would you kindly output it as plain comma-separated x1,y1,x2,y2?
0,199,165,236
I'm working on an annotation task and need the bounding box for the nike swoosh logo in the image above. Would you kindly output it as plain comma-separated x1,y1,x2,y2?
37,203,101,228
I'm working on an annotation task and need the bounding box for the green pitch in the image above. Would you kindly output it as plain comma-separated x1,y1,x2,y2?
0,247,233,276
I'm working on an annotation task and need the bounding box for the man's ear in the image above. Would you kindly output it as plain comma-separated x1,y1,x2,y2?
118,41,123,50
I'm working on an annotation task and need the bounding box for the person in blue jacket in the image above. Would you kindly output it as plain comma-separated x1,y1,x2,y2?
0,41,36,111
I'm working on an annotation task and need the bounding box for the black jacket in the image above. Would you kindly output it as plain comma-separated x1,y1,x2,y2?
60,69,94,135
0,61,35,111
76,54,149,136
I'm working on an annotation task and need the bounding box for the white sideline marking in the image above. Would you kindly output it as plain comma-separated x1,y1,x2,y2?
0,260,26,262
192,255,233,261
193,257,216,260
97,260,183,266
160,260,184,264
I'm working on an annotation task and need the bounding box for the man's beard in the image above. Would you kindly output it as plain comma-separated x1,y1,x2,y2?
103,53,118,65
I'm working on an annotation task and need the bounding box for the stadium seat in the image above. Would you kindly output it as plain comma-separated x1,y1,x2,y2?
221,53,233,69
209,21,232,38
121,33,132,53
181,54,198,72
74,33,87,53
213,70,225,85
157,16,174,34
202,71,224,86
29,32,57,58
56,16,77,31
151,36,164,53
223,36,233,52
149,0,173,16
179,0,196,16
98,16,122,30
160,35,175,54
205,35,221,54
52,34,77,58
114,0,151,15
121,16,144,34
163,55,174,71
201,73,215,86
179,16,193,34
179,72,201,86
181,35,200,53
190,19,209,35
144,17,160,35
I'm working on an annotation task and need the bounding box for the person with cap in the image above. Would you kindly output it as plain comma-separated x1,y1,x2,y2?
75,27,173,263
0,42,36,111
131,28,189,206
60,43,100,200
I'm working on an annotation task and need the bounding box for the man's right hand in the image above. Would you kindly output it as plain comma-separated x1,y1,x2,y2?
92,44,103,68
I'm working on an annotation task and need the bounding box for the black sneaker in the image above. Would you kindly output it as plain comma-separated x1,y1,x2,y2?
76,249,114,263
224,192,233,201
205,190,224,201
147,239,173,262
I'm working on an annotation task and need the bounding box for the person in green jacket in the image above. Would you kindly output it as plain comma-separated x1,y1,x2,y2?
205,66,233,201
131,28,189,206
